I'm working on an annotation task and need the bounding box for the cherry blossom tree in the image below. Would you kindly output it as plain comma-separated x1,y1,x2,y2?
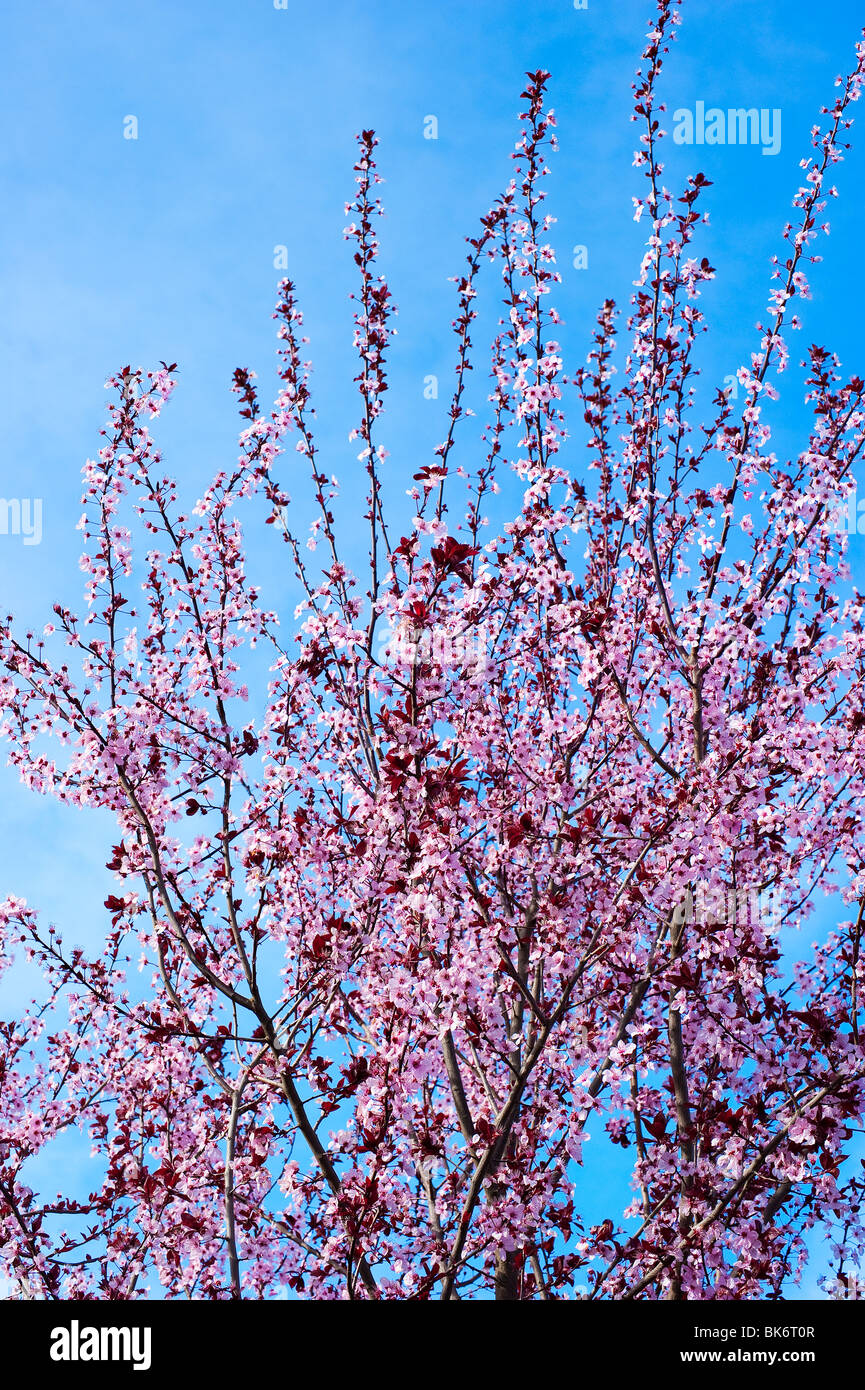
2,0,865,1301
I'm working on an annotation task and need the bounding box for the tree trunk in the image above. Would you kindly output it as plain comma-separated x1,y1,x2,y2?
495,1250,519,1300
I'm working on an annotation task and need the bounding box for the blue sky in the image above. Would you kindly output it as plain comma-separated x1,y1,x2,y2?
1,0,864,1297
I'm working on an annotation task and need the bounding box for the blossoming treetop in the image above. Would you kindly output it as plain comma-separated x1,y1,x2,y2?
1,0,865,1299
